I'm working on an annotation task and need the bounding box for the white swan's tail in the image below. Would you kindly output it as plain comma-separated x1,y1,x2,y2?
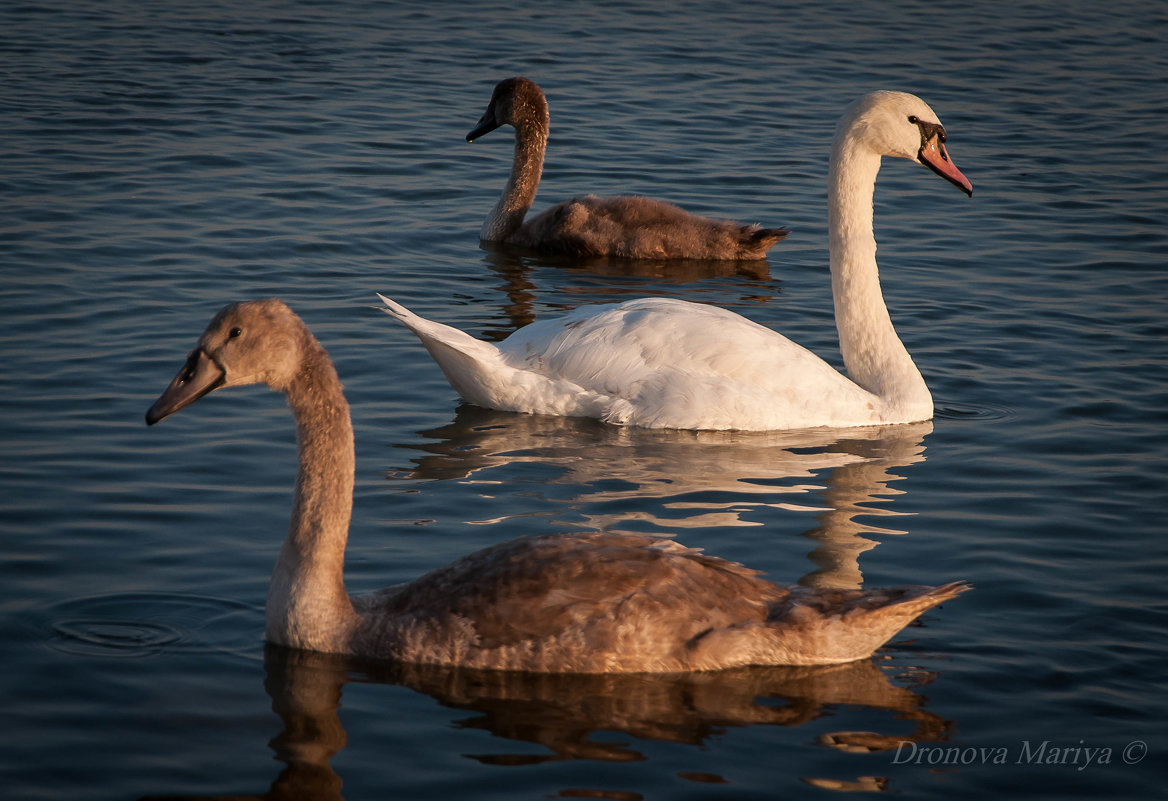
377,294,497,359
377,293,511,407
376,294,610,418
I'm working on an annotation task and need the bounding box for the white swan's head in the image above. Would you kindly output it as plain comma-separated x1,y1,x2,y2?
146,299,306,425
837,91,972,196
467,76,549,142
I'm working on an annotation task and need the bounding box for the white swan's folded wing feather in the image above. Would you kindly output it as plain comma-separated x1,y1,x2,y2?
496,298,876,429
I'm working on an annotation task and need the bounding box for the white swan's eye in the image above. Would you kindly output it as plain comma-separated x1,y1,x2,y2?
907,115,919,124
229,326,242,339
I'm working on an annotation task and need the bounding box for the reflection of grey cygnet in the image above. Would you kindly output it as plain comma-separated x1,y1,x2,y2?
468,76,788,259
383,90,972,431
146,299,968,672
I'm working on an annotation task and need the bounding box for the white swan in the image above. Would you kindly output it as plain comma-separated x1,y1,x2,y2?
145,299,968,672
468,76,788,260
383,90,972,431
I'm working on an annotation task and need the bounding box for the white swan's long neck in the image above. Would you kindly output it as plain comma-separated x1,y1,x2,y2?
267,340,360,653
480,113,547,242
828,135,931,421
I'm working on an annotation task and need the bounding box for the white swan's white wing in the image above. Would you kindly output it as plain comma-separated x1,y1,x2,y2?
498,298,876,429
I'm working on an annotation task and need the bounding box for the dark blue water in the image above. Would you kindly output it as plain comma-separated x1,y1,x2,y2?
2,0,1166,798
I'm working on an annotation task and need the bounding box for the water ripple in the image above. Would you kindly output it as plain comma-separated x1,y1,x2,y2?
933,401,1016,422
44,593,261,659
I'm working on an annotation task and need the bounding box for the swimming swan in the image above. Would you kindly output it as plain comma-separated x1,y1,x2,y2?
383,90,972,431
468,76,788,259
145,299,968,672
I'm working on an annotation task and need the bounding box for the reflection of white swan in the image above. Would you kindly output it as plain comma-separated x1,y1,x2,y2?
403,404,926,506
468,77,788,260
382,90,972,431
146,300,967,672
402,407,931,588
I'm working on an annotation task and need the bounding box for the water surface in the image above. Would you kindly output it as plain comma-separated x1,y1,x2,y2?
2,1,1166,798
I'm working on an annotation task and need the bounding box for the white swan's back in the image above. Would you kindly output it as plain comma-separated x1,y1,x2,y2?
381,295,877,430
499,299,881,428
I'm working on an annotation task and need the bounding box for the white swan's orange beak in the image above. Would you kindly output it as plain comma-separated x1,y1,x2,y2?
145,348,226,425
919,133,972,196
